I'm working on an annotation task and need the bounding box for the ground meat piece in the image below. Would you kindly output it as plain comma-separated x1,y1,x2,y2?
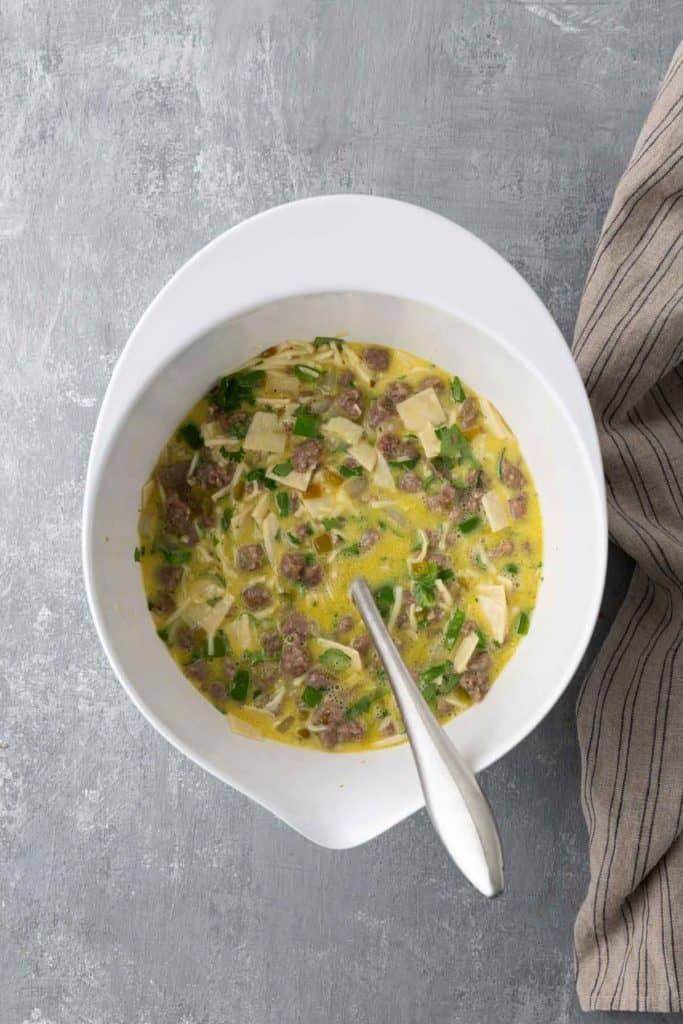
491,539,514,558
362,347,391,372
291,439,324,472
509,493,528,519
367,396,395,429
354,634,373,659
150,591,175,614
426,484,456,513
164,492,193,535
280,612,312,641
281,640,311,678
377,434,419,461
289,494,301,514
436,697,452,717
360,528,380,552
343,455,360,470
216,409,251,436
222,658,237,682
312,697,345,727
466,466,481,486
418,376,445,392
469,652,492,675
185,660,208,683
236,543,265,572
302,562,323,588
292,522,312,542
262,631,282,657
335,718,367,744
459,396,479,429
338,370,355,387
156,565,183,591
334,387,363,420
425,606,444,624
175,625,195,652
207,681,227,702
158,461,192,496
242,582,271,609
456,486,485,516
304,669,333,690
280,551,306,580
198,509,216,530
253,662,279,687
336,614,354,634
384,380,412,407
398,471,422,492
460,670,490,702
500,458,526,490
195,459,235,492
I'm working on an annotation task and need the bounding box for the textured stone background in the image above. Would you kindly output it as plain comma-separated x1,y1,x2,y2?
1,2,680,1022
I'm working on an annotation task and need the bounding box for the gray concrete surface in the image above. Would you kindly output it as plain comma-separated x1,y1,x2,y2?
1,2,679,1022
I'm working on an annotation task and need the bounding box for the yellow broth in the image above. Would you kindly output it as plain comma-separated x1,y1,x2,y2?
137,340,542,751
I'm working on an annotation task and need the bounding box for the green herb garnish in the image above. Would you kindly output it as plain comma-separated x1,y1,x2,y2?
134,546,145,562
178,422,203,450
157,628,169,643
435,424,474,463
319,648,352,672
246,467,277,490
220,446,244,462
302,685,324,707
497,448,506,482
387,457,419,470
504,563,519,575
420,662,450,683
276,492,290,518
443,609,465,650
211,370,265,413
294,364,325,382
338,463,363,478
230,669,250,702
459,516,481,535
293,409,321,439
272,460,293,477
374,584,395,619
345,687,386,719
322,516,345,529
313,336,343,348
159,548,192,566
412,561,454,608
340,543,361,557
221,507,233,531
450,376,466,402
516,611,530,635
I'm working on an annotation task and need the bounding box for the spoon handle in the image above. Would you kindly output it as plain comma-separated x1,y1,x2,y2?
350,578,504,897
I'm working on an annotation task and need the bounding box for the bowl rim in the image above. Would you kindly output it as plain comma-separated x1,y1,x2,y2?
82,194,607,846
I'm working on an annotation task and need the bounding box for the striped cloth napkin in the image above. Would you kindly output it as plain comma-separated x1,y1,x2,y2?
572,43,683,1012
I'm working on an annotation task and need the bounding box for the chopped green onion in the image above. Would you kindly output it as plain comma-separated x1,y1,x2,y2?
504,563,519,575
459,516,481,535
338,463,363,478
286,532,301,545
178,422,203,449
387,457,419,470
497,448,506,481
516,611,530,635
220,446,244,462
440,670,461,694
340,543,361,557
271,460,293,477
475,626,487,649
157,628,169,643
319,649,352,672
443,609,465,650
246,467,277,490
276,492,290,518
313,336,343,348
294,364,325,382
431,455,455,475
206,597,221,607
211,633,228,657
435,424,474,463
450,376,466,402
134,546,144,562
420,662,450,683
210,370,265,412
159,548,192,565
322,516,345,529
421,682,440,702
374,584,395,619
293,409,321,438
230,669,250,702
345,687,385,719
221,507,233,531
302,685,324,707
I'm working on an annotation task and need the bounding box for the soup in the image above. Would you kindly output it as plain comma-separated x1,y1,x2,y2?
137,339,542,751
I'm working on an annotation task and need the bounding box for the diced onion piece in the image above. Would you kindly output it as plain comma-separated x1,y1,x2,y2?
314,637,362,671
395,387,446,432
265,466,313,492
262,512,279,568
476,584,507,644
481,491,509,533
479,397,509,439
372,450,395,491
244,411,287,453
347,441,377,472
417,422,441,458
227,714,264,740
452,632,479,673
226,613,257,654
252,492,271,526
184,593,234,635
323,416,364,445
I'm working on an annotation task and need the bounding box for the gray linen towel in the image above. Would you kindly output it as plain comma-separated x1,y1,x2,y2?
573,42,683,1013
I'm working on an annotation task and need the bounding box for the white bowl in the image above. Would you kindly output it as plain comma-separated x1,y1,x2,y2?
82,195,606,849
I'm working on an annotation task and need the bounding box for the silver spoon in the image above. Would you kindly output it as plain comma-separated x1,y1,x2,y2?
350,577,504,897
